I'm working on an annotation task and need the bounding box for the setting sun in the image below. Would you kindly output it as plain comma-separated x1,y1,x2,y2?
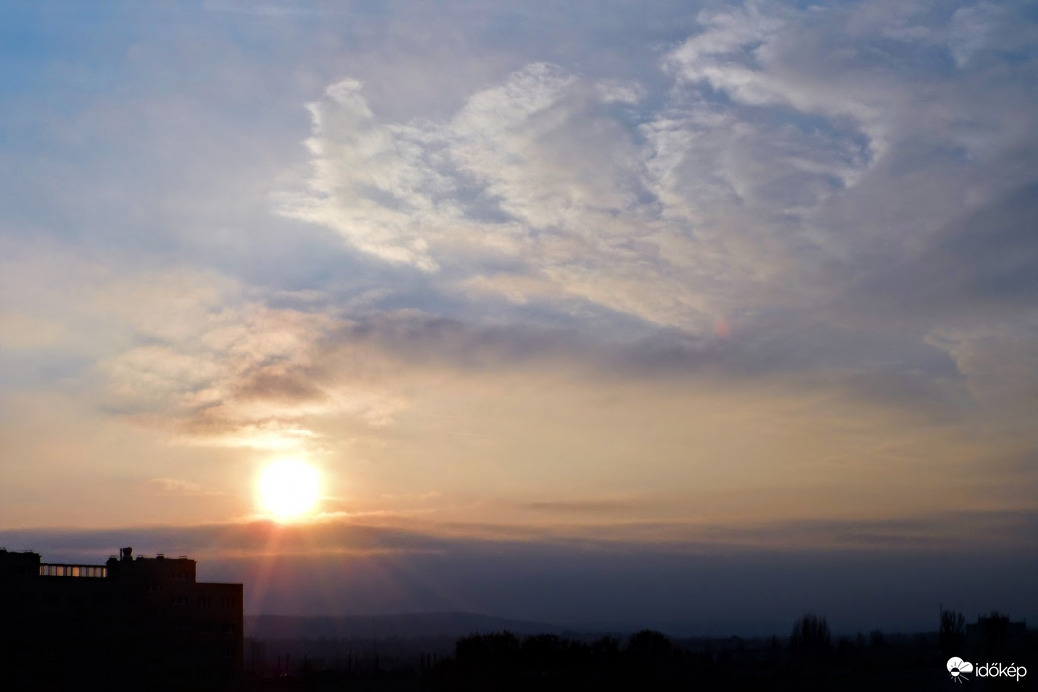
256,459,321,522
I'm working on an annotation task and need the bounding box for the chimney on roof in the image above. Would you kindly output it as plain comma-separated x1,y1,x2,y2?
120,547,133,562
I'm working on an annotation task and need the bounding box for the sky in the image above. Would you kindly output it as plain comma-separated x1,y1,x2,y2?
1,0,1036,635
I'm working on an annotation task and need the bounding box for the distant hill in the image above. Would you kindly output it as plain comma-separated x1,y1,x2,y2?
245,612,565,640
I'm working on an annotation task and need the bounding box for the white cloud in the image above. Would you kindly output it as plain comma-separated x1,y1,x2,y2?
948,2,1000,67
927,324,1038,433
279,63,726,330
99,299,411,451
279,2,1035,349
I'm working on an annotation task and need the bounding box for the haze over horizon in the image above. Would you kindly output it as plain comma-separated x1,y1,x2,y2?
1,1,1036,636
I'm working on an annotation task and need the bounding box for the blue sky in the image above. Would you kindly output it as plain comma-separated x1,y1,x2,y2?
1,1,1036,632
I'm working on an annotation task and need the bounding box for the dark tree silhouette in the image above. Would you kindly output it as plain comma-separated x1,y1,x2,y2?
868,629,885,649
939,608,965,657
789,613,831,662
625,629,674,662
454,631,521,667
590,635,620,662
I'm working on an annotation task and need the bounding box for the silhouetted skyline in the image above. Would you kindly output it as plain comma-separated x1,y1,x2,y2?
0,547,242,689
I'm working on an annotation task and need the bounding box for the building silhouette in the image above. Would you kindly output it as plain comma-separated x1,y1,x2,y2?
965,611,1028,659
0,546,242,690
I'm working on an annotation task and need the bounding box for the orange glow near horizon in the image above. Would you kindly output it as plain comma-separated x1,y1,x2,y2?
256,459,321,522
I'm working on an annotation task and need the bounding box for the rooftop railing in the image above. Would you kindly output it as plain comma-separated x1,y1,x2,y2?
39,563,107,578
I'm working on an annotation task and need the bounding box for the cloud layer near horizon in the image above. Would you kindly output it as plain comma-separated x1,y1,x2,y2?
3,512,1035,632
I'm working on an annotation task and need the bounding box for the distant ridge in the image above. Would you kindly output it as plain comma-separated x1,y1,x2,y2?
245,612,565,640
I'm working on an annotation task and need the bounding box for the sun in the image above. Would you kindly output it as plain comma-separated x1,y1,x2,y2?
256,459,321,522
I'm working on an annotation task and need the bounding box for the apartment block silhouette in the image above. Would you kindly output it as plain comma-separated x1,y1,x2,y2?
0,546,242,689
